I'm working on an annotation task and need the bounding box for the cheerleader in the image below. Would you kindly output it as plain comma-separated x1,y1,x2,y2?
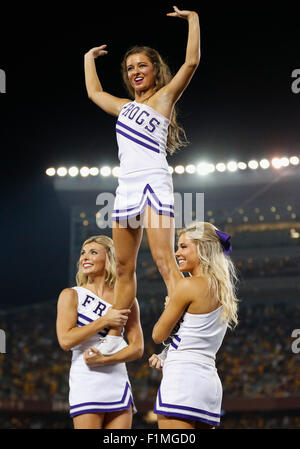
56,235,143,429
84,6,200,354
149,222,239,429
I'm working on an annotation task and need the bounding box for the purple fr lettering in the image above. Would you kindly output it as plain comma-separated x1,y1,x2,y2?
93,301,107,316
82,295,95,307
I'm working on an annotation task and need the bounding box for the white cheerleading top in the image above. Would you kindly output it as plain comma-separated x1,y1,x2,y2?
168,306,228,363
68,286,136,417
116,100,170,176
70,286,112,362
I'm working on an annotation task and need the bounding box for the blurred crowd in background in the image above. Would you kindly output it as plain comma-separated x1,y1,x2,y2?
0,298,299,428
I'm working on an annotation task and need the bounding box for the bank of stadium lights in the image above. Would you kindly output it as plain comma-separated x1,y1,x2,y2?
46,155,300,178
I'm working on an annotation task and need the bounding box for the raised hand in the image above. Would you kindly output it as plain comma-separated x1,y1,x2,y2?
166,5,197,20
85,44,108,59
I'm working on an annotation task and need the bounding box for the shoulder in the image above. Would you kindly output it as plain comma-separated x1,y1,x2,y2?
175,276,208,298
175,276,206,291
57,288,78,307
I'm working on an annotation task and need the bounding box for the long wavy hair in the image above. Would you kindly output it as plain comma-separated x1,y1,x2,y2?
121,45,188,155
76,235,116,289
178,222,239,329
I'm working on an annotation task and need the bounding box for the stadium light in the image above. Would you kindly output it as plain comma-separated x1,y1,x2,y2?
197,162,214,175
237,162,247,170
260,159,270,169
248,160,259,170
46,152,300,178
175,165,185,174
227,161,237,172
280,157,289,167
57,167,67,177
185,164,196,174
271,157,282,169
46,167,55,176
100,166,111,177
89,167,99,176
112,166,120,177
69,166,79,177
216,163,226,172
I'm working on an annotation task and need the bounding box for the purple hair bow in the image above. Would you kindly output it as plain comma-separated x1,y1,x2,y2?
215,229,232,255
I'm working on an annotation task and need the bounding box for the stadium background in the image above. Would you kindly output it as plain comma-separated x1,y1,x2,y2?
1,2,299,430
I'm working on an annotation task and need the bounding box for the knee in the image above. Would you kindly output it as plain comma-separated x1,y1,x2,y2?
115,258,136,279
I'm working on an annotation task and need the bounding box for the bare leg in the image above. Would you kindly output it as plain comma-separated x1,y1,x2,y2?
73,413,104,429
144,205,183,298
103,408,133,429
109,220,143,336
157,414,214,429
157,414,195,429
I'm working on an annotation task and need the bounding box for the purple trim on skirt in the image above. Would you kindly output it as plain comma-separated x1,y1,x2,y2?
153,387,220,426
70,382,134,417
112,183,174,221
70,397,133,418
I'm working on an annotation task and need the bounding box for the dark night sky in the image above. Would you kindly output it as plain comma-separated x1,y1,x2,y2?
1,2,299,306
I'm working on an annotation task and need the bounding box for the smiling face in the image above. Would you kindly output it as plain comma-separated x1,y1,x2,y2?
175,233,200,274
79,242,107,277
126,53,156,94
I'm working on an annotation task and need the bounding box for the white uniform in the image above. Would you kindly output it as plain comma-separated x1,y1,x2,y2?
154,306,227,426
68,286,136,418
113,101,174,221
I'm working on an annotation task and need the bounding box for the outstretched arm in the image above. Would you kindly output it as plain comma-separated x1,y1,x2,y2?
84,45,129,116
155,7,200,115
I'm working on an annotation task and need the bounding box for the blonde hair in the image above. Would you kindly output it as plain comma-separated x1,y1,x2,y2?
178,222,239,329
76,235,116,289
121,45,188,155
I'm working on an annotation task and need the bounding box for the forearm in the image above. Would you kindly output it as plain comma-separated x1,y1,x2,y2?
61,316,108,351
185,13,201,67
84,53,104,97
99,342,143,365
152,321,169,344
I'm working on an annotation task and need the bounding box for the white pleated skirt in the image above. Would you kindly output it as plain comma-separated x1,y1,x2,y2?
112,168,174,221
69,351,136,418
154,352,222,426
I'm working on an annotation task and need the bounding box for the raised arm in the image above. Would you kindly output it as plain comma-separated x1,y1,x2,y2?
154,7,200,115
56,288,130,351
84,45,129,116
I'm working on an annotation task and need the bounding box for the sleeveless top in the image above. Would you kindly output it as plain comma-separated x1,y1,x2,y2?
70,286,111,361
168,306,228,364
116,100,170,176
